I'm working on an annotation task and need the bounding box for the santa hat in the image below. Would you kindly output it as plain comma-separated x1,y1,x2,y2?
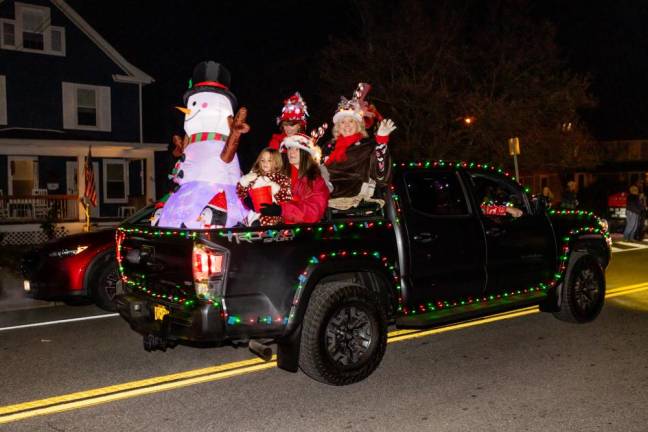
207,191,227,212
332,82,372,125
183,61,237,109
277,92,309,127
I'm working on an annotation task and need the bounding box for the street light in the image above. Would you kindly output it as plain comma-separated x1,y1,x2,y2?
508,137,520,180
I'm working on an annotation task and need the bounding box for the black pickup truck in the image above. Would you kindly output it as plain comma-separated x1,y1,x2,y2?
115,160,611,385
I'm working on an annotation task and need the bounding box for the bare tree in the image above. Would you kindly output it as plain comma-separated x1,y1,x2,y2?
318,0,598,170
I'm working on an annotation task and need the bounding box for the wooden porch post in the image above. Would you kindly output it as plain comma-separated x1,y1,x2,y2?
146,152,156,204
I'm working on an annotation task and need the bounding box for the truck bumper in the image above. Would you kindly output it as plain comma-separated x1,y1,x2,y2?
115,294,226,343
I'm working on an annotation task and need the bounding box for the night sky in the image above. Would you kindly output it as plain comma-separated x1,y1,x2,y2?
67,0,648,167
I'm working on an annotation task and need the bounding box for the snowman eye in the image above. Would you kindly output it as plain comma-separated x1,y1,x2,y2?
192,101,197,106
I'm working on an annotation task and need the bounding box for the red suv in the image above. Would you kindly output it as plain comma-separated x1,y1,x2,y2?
21,206,153,311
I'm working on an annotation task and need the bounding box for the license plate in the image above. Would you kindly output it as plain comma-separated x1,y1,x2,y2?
153,304,170,321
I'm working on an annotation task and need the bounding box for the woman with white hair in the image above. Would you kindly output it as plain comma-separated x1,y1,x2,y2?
324,83,396,209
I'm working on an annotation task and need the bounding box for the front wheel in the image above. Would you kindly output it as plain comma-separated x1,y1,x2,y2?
298,282,387,385
93,259,119,312
553,255,605,323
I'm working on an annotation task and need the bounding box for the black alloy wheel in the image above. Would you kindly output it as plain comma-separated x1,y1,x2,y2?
299,282,387,385
324,304,375,368
554,254,605,323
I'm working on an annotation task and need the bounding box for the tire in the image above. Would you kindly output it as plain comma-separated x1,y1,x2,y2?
553,254,605,323
298,282,387,385
92,257,119,312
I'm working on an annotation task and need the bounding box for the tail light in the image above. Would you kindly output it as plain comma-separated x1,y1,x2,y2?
193,244,228,299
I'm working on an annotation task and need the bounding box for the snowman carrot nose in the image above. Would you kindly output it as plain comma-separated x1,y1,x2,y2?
176,106,191,115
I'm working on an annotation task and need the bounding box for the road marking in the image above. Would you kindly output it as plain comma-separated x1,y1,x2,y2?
0,313,119,332
1,281,647,425
616,241,648,249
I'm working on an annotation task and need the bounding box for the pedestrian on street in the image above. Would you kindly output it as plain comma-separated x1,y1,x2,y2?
560,180,579,209
624,185,642,241
634,183,647,241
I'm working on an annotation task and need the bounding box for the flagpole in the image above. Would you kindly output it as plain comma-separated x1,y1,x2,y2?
85,203,90,232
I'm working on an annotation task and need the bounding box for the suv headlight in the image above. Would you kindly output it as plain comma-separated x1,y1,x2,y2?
48,245,88,258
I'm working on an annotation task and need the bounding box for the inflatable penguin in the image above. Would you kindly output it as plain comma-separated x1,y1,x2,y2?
155,61,249,229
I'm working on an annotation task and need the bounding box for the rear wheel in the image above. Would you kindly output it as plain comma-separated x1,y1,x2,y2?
93,257,119,312
553,255,605,323
299,282,387,385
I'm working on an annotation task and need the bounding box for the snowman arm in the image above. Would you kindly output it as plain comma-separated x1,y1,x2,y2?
221,107,250,163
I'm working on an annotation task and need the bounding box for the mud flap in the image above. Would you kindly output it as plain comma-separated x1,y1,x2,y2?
276,324,302,373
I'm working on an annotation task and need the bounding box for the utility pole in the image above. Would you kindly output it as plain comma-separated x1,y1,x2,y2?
508,137,521,180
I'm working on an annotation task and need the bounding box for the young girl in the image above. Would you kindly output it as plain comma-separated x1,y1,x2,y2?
237,148,292,226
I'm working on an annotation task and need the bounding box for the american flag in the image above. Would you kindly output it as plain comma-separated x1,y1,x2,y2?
84,146,97,207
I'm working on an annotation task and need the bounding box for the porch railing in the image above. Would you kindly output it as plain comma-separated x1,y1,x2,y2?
0,195,80,223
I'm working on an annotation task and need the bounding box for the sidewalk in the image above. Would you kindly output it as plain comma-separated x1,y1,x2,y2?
0,267,57,312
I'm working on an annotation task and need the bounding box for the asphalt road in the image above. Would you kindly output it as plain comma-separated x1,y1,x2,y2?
1,248,647,432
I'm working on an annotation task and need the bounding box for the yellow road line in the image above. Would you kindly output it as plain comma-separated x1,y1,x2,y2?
0,362,277,424
0,356,272,416
607,281,648,294
1,281,647,424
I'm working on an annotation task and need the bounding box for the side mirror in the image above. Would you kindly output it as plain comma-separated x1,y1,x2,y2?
532,195,549,214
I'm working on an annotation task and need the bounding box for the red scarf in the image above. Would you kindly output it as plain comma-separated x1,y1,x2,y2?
326,133,363,165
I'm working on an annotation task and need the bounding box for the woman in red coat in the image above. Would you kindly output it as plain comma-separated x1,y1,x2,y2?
267,92,308,150
260,134,329,224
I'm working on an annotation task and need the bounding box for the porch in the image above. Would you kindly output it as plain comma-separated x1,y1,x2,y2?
0,138,166,244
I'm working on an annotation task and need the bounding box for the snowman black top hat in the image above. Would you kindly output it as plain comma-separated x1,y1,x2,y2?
183,60,237,109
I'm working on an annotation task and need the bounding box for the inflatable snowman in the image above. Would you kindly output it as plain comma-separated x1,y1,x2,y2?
155,61,249,229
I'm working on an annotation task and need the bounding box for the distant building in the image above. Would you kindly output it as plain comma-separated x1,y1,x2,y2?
0,0,165,244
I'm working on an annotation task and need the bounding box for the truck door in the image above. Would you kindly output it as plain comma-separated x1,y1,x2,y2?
467,172,556,296
401,170,486,307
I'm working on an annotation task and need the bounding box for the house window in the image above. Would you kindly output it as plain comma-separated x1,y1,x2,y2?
77,88,97,126
0,75,6,125
103,159,129,203
1,3,66,55
21,6,47,50
62,83,111,131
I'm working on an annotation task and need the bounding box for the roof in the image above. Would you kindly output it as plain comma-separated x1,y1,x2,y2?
51,0,154,85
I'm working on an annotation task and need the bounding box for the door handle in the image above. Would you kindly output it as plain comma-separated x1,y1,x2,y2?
413,232,437,243
485,227,506,237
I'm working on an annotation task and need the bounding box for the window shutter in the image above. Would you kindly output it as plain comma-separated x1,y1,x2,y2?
98,86,111,131
61,82,75,129
0,76,6,125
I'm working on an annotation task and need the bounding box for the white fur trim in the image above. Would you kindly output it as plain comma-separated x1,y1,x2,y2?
333,109,363,124
279,135,315,156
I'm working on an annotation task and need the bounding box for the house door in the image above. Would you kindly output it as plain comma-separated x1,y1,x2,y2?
66,161,78,195
8,156,38,196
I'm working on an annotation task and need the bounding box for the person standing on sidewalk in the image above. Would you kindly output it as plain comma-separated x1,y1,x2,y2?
634,182,647,241
624,185,641,241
